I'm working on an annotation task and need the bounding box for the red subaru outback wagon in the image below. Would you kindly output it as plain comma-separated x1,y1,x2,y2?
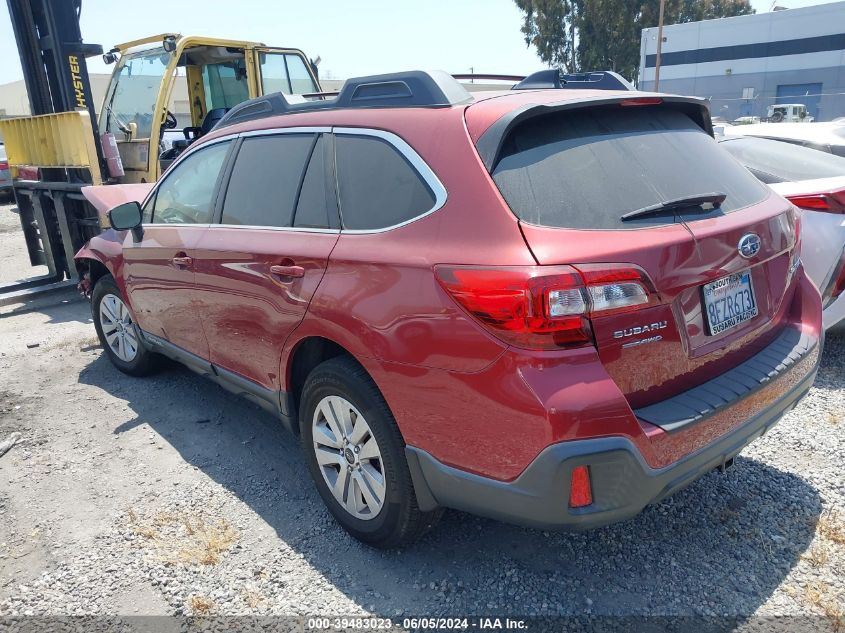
76,70,823,547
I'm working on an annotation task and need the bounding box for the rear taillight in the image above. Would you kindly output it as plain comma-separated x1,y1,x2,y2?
788,213,802,281
786,189,845,214
0,161,8,170
434,264,657,350
574,264,657,316
824,249,845,306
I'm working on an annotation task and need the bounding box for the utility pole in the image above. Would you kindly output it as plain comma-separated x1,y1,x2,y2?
654,0,666,91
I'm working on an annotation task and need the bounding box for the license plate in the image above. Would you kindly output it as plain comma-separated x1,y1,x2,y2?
702,270,758,335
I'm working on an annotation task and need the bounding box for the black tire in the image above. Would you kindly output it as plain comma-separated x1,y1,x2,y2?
91,274,159,376
300,355,442,548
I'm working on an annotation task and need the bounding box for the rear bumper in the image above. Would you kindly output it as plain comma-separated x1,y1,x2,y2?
406,330,821,530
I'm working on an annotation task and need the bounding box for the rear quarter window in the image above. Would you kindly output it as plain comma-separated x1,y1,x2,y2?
491,106,769,230
335,134,436,231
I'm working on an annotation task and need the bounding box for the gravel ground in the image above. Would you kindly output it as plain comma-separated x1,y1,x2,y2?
0,200,843,628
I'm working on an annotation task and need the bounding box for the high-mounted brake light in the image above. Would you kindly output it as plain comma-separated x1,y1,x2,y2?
619,97,663,107
786,189,845,214
434,264,657,350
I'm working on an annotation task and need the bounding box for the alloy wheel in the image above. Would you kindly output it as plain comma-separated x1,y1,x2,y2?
312,395,386,520
99,293,140,363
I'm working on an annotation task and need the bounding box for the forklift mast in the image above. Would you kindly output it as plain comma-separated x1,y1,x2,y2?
7,0,105,177
1,0,107,303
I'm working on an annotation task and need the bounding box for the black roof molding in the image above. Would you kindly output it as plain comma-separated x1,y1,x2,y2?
513,70,636,91
475,94,713,172
216,70,473,130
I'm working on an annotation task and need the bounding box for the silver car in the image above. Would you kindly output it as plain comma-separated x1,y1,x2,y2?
723,122,845,157
718,133,845,331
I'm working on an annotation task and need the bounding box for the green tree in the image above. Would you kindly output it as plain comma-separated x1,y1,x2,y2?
515,0,581,71
515,0,753,83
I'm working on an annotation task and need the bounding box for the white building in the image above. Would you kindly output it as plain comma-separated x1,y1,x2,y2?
639,2,845,122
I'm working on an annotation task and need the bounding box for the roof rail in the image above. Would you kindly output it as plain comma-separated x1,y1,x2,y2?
451,73,526,83
513,70,635,91
216,70,473,130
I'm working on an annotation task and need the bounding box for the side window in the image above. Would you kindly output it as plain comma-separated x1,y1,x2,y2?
221,134,315,227
293,135,337,229
152,142,230,225
259,52,317,96
141,193,155,224
285,55,317,94
259,53,292,95
335,135,436,230
202,62,249,110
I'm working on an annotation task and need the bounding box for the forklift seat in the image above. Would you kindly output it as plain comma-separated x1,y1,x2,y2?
183,108,230,141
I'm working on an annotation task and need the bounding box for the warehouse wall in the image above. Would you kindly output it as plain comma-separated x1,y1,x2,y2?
639,2,845,121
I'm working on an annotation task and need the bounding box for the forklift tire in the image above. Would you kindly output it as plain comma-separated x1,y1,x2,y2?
92,274,159,376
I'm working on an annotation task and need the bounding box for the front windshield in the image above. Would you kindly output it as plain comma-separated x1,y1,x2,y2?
104,47,170,139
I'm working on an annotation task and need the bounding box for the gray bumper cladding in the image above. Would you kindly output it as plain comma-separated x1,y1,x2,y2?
635,328,815,432
405,328,820,530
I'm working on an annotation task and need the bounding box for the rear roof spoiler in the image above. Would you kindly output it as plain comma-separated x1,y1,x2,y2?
513,70,636,92
475,94,713,172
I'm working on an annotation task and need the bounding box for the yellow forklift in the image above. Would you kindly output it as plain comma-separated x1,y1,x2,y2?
97,32,321,182
0,0,321,302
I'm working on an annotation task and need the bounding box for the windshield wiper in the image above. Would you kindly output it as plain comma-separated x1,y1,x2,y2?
104,103,131,136
621,192,727,222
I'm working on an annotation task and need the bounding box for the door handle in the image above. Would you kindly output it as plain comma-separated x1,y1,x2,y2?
171,255,193,268
270,264,305,278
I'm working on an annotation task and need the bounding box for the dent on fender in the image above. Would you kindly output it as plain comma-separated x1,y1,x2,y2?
74,230,125,297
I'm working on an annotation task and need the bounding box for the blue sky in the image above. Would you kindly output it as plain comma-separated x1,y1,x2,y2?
0,0,840,85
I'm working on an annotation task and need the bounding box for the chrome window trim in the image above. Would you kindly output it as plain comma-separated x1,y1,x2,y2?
239,126,333,137
136,223,215,230
141,125,448,234
215,224,338,234
332,127,448,234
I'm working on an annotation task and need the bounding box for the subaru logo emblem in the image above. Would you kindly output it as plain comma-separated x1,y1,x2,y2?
738,234,761,259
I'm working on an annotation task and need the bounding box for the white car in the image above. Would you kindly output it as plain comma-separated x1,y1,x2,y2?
718,133,845,330
722,122,845,157
0,142,12,199
766,103,814,123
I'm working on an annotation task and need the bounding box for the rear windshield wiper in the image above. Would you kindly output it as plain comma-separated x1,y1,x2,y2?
621,192,727,222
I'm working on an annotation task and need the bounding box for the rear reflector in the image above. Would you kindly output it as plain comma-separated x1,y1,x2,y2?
434,264,657,350
786,189,845,214
569,466,593,508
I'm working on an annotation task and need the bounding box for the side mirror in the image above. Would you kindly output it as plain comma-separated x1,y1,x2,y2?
108,201,144,241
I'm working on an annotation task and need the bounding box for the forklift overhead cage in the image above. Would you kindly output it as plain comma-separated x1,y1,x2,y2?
0,0,321,304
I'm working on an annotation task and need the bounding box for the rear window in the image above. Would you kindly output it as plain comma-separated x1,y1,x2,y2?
719,135,845,183
491,107,768,230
